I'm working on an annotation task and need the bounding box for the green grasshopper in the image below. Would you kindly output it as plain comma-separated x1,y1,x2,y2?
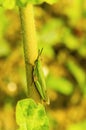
33,49,49,104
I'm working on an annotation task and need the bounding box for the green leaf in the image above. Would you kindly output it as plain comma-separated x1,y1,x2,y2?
0,0,58,9
0,8,11,57
1,0,16,9
0,40,11,57
46,74,73,95
78,40,86,57
66,59,86,86
43,0,58,4
67,120,86,130
63,28,79,50
38,19,63,46
16,99,49,130
63,0,82,26
17,0,58,6
66,59,86,95
38,19,64,58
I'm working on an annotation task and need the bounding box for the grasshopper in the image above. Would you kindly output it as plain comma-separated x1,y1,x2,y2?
33,49,49,104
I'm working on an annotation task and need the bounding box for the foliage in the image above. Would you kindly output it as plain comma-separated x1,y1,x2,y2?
16,99,49,130
0,0,58,9
0,0,86,130
46,74,73,95
0,8,11,57
66,59,86,94
67,120,86,130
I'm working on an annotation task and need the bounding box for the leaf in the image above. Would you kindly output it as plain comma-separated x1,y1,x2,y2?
0,8,11,57
63,0,82,26
63,28,79,50
66,59,86,95
67,120,86,130
38,19,63,46
1,0,16,9
38,19,64,58
43,0,58,4
0,0,58,9
0,40,11,57
78,40,86,57
17,0,58,7
66,59,86,86
16,99,49,130
46,74,73,95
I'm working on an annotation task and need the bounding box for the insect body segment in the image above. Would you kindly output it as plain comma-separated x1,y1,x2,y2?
33,53,49,104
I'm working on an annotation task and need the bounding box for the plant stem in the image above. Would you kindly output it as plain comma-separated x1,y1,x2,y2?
19,4,38,64
19,4,40,102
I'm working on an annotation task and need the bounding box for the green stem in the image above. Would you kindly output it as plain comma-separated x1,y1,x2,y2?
19,4,38,65
19,4,40,102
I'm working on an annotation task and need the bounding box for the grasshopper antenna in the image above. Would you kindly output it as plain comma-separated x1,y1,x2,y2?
37,48,43,59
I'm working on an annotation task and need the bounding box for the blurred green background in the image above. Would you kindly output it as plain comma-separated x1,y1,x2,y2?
0,0,86,130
